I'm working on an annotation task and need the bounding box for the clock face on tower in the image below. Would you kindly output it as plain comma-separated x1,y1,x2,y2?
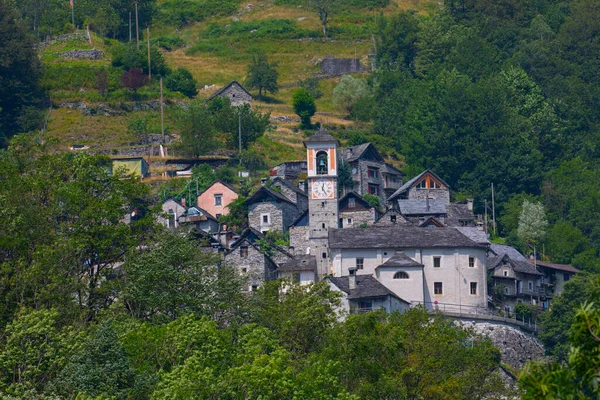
312,178,334,199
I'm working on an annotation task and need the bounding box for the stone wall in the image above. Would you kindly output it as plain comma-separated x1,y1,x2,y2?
224,242,273,291
340,209,375,228
290,226,310,255
219,84,252,107
248,201,299,233
457,321,546,370
408,187,450,204
59,49,104,60
320,56,362,76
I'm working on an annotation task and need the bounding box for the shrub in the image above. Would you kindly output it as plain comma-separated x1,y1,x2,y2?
298,77,323,99
293,88,316,129
164,67,198,98
111,42,170,76
152,35,185,51
332,75,373,117
120,68,149,99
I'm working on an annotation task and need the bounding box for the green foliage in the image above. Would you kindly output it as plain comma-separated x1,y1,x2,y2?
544,221,590,265
332,75,372,117
517,199,548,252
156,0,239,27
245,53,279,100
219,196,248,231
111,42,170,76
514,303,534,321
308,0,339,37
0,0,44,145
337,160,353,195
297,77,323,99
127,115,148,137
363,194,381,209
164,67,198,98
124,233,245,322
240,148,267,171
537,272,596,362
151,35,185,51
174,100,217,157
520,276,600,398
208,97,270,150
292,88,316,128
202,18,317,40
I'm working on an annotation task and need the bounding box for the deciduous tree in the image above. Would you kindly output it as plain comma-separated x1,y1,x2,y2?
245,53,278,100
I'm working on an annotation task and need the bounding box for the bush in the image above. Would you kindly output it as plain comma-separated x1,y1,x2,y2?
332,75,373,117
200,19,317,40
164,67,198,98
151,35,185,51
298,77,323,99
292,88,316,128
111,42,170,76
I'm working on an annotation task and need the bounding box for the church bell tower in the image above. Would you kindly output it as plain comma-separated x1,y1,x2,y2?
304,129,339,277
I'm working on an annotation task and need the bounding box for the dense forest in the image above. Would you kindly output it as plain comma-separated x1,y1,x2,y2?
2,0,600,397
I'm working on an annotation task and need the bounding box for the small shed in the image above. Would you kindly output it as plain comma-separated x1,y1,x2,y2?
207,81,253,107
112,158,150,178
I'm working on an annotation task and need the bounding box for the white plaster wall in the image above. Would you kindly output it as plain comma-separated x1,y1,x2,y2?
278,270,316,285
377,266,424,303
333,248,417,277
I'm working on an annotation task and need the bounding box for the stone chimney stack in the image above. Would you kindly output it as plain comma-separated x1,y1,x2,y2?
426,196,430,212
348,267,357,290
467,198,473,211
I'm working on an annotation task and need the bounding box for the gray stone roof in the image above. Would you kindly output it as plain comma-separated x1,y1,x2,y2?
388,169,449,201
207,80,252,101
490,244,528,263
303,129,339,145
245,186,296,206
329,226,486,249
381,163,402,175
535,261,579,274
329,275,409,303
339,143,373,163
277,255,316,272
397,199,447,215
455,227,489,245
290,210,309,227
377,252,423,268
272,177,307,197
446,204,475,226
488,253,543,276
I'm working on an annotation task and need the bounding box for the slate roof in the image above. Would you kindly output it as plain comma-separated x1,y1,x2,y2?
339,143,382,163
198,180,238,198
381,163,403,175
277,255,317,272
182,206,218,222
490,244,528,262
329,275,409,303
339,191,372,210
272,177,307,197
207,80,252,101
303,129,339,145
455,227,489,245
245,186,296,206
388,169,449,201
375,209,412,225
397,199,447,215
534,261,580,274
329,226,486,249
446,204,475,226
290,210,309,227
488,253,543,276
226,227,293,258
377,252,423,268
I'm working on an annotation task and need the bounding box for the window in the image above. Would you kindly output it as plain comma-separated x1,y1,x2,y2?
322,223,326,229
393,271,409,279
262,214,270,224
433,257,441,268
251,285,258,292
528,281,533,291
503,270,508,277
316,151,328,175
322,252,327,259
356,258,364,270
470,282,477,295
368,168,379,178
358,301,373,312
368,185,380,195
347,218,352,224
469,256,475,268
504,286,510,295
434,282,443,295
214,194,222,206
564,273,571,282
294,273,301,283
390,215,397,223
241,267,247,273
348,198,356,208
240,246,248,258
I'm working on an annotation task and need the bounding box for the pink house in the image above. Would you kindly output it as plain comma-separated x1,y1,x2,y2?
197,181,238,218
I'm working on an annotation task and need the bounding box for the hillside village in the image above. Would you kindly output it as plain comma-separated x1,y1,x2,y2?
2,0,600,397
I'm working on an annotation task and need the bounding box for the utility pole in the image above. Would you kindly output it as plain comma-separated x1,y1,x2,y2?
129,12,132,42
147,27,151,79
491,182,497,236
70,0,75,27
135,2,139,49
484,199,488,235
160,78,165,143
238,112,242,165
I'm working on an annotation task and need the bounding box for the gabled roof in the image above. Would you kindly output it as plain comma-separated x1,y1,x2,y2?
446,204,475,226
226,227,293,258
198,180,238,198
339,191,372,210
303,129,339,146
163,197,186,209
183,206,219,222
207,80,252,101
455,227,489,245
290,210,309,227
397,199,447,215
328,275,409,303
488,253,543,276
339,142,384,163
419,217,445,228
375,209,412,225
245,186,296,206
377,252,423,268
388,169,449,202
533,261,579,274
381,163,403,175
329,226,486,249
271,177,307,197
490,244,528,263
277,255,317,272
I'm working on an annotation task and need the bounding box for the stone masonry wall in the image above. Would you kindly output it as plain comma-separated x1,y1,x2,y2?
340,209,375,228
248,202,299,233
224,241,270,290
408,188,450,204
219,85,252,107
320,56,362,76
290,226,310,255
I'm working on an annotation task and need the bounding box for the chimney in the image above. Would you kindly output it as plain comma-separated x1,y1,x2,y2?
298,180,305,192
261,177,268,186
348,267,357,290
467,198,473,211
426,196,430,212
181,197,186,207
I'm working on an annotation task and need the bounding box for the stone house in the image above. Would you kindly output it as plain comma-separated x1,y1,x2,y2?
224,228,293,292
270,161,307,181
276,255,317,285
535,260,579,298
270,177,308,212
375,209,411,226
388,169,450,204
326,271,410,316
338,143,403,201
487,244,547,313
197,180,238,219
246,186,301,234
328,225,489,313
158,198,187,229
289,211,310,256
338,192,377,228
188,228,224,253
207,80,253,107
178,206,220,233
